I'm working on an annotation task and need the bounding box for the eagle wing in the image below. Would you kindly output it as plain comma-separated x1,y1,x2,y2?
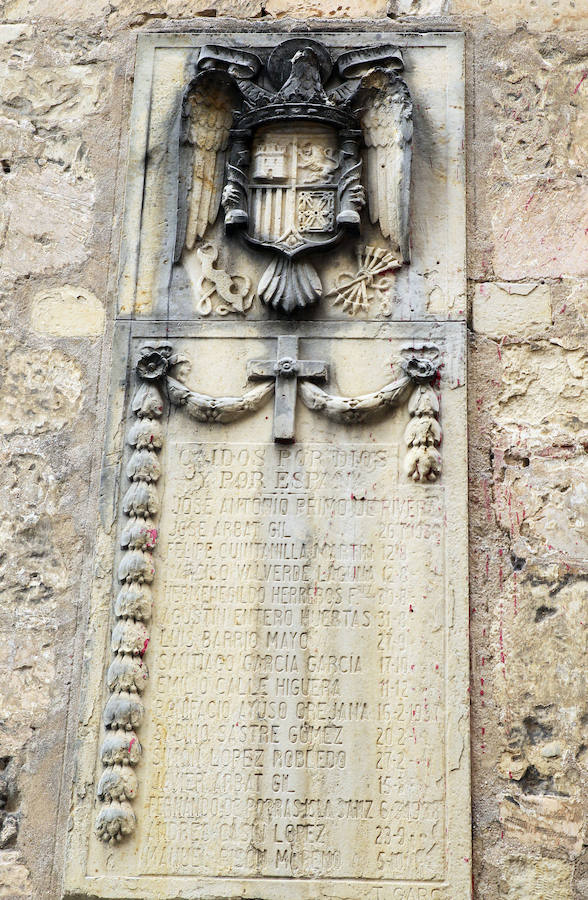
175,78,233,261
361,71,413,263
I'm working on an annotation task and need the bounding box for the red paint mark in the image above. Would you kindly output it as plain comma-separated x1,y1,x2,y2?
573,71,587,94
560,305,567,314
524,192,535,210
140,638,149,658
146,528,158,549
482,480,492,523
499,600,506,676
409,604,414,613
128,737,136,753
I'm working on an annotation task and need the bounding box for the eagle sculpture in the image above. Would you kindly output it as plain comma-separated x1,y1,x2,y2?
174,39,413,314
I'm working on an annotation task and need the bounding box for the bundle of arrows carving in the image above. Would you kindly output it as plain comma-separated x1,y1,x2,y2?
329,245,399,315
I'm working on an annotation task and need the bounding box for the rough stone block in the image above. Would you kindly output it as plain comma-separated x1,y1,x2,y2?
452,0,588,31
388,0,448,14
492,180,588,280
31,286,105,337
0,850,32,899
501,856,573,899
500,795,584,857
0,341,84,435
472,282,551,336
265,0,388,16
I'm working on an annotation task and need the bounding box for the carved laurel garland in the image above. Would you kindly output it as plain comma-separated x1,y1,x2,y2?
299,373,410,424
402,357,442,482
95,346,170,844
298,356,441,480
166,375,274,423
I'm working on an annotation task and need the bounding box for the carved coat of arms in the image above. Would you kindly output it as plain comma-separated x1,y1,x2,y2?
174,39,413,314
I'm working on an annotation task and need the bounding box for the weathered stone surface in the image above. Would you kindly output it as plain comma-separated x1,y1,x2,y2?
500,794,585,857
452,0,588,31
0,341,84,436
388,0,448,15
31,286,105,337
469,29,588,282
472,282,552,336
491,180,588,280
266,0,388,16
0,850,32,899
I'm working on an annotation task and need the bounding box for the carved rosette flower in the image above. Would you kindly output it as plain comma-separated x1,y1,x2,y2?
276,357,297,377
96,344,165,844
135,343,174,381
403,357,442,483
402,356,437,384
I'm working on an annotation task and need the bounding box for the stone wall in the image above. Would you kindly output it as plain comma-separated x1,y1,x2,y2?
0,2,586,898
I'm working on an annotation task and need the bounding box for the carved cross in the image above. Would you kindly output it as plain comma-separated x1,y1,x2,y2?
248,336,328,443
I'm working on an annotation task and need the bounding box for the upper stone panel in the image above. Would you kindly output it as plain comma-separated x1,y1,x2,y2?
118,31,465,322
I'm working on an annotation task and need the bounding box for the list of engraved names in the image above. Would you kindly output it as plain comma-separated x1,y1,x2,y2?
141,443,446,883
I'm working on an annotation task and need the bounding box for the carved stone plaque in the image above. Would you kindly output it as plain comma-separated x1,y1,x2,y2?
63,31,469,900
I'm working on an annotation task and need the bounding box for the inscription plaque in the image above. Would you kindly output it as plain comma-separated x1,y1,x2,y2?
63,30,469,900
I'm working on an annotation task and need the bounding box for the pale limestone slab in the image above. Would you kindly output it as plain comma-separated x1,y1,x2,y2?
117,31,465,322
62,27,469,900
63,319,470,899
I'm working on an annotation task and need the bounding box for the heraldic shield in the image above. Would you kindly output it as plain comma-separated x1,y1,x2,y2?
248,124,340,255
174,38,413,314
244,120,352,313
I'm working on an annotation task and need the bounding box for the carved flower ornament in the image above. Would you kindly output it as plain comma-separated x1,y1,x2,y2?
402,356,437,383
136,344,182,381
276,356,297,377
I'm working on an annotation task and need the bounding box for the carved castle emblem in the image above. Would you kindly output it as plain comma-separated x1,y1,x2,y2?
175,39,413,314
